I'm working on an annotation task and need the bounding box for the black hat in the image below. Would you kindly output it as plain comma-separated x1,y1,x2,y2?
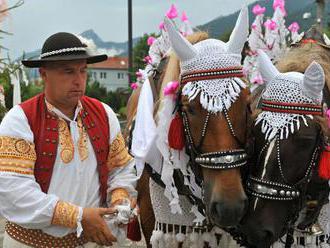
22,32,108,68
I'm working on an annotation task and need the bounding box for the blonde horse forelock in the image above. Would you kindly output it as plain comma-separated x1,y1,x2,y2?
276,44,330,91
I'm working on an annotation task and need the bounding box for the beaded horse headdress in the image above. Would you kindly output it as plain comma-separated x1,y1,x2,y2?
164,6,249,113
256,50,324,141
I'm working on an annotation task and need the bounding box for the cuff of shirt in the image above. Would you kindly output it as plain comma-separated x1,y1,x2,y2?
110,188,129,205
51,201,79,229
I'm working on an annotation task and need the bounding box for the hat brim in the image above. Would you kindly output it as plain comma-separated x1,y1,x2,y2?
22,54,108,68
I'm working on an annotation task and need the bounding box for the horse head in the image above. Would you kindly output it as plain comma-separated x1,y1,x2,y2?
164,7,249,227
240,50,325,247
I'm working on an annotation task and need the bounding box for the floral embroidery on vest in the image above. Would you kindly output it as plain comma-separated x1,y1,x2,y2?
58,119,75,163
107,133,132,170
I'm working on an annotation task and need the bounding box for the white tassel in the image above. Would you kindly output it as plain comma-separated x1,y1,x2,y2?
151,230,164,248
176,225,186,243
202,231,212,244
208,232,218,248
290,121,295,133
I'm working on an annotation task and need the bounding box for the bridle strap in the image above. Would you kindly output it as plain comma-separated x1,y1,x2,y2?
261,100,323,116
180,66,244,84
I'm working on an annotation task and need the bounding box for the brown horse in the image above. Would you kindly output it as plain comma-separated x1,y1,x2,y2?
126,8,251,246
239,30,330,248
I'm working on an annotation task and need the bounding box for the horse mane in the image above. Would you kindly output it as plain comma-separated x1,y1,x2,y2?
249,43,330,118
276,43,330,92
125,31,209,137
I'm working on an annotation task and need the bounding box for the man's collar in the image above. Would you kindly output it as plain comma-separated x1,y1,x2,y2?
45,99,83,122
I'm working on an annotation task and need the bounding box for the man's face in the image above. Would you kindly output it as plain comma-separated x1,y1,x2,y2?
40,59,87,108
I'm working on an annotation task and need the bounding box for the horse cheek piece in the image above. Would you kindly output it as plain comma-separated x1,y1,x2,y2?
240,50,326,247
164,6,249,228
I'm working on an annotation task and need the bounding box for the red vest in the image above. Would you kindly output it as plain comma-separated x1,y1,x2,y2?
20,93,110,204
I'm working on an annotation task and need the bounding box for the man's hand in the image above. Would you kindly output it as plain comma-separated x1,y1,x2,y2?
82,207,117,246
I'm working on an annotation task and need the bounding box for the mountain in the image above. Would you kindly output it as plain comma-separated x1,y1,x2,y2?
22,29,140,60
198,0,318,39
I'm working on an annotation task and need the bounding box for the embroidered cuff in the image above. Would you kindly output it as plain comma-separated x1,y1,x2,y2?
0,136,36,175
107,133,133,171
110,188,129,205
52,201,79,229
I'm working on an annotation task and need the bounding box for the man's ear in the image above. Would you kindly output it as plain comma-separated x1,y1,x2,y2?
39,67,47,81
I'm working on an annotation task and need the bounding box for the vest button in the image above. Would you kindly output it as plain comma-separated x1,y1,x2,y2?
46,114,50,119
46,127,50,131
52,128,57,131
92,136,96,141
91,122,95,127
51,139,56,144
48,153,53,156
45,139,50,143
42,152,47,156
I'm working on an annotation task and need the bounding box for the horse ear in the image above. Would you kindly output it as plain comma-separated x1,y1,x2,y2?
163,17,197,61
257,50,279,83
227,6,249,54
303,61,325,100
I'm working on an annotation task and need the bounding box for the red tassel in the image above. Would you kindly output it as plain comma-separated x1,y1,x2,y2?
168,112,185,150
126,217,142,241
318,146,330,180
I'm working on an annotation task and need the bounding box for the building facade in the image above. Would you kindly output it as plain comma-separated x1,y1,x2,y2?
88,57,129,92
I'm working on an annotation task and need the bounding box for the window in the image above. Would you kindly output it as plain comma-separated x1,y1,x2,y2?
100,72,107,79
117,73,124,79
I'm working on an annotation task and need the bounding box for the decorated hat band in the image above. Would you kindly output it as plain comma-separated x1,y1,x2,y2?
180,66,244,85
261,100,323,116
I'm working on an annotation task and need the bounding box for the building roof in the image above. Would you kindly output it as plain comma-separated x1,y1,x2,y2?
89,57,128,70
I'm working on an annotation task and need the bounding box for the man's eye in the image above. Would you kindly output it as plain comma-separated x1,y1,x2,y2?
64,69,74,74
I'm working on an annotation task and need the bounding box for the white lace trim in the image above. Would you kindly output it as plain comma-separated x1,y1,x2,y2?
255,112,313,141
182,78,246,113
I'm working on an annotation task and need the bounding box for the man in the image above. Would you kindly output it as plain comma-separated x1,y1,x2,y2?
0,32,138,247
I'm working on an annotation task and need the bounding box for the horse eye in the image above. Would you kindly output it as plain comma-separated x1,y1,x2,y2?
187,105,195,115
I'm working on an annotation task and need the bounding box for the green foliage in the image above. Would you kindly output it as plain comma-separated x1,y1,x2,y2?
0,68,12,109
21,82,43,102
85,80,129,119
132,33,157,82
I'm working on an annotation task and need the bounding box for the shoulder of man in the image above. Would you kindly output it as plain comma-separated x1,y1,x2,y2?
0,104,34,142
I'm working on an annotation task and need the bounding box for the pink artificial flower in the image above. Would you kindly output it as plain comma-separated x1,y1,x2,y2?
143,56,152,64
253,75,264,84
251,23,257,30
166,4,178,19
164,81,179,96
131,83,138,90
159,21,165,30
181,11,188,22
326,109,330,128
288,22,300,33
252,4,266,15
264,19,277,30
147,36,156,46
136,71,143,78
273,0,286,15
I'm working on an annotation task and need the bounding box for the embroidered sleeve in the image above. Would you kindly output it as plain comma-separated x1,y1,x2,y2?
110,188,129,205
107,133,133,171
0,136,36,176
51,201,79,228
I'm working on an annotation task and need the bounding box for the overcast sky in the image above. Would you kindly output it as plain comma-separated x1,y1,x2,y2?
2,0,258,59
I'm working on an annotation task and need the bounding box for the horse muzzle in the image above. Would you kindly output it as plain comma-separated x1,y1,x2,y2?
209,198,248,227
